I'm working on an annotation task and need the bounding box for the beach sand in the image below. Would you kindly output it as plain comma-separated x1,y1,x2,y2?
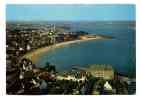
22,36,104,63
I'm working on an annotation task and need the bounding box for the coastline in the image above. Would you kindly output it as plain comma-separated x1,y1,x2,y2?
22,36,109,63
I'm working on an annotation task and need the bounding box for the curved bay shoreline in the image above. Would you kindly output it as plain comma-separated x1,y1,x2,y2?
22,36,111,64
22,36,136,78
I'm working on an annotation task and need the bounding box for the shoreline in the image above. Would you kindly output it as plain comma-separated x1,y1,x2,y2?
22,36,110,63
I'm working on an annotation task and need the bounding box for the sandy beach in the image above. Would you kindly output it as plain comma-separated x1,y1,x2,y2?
22,36,104,63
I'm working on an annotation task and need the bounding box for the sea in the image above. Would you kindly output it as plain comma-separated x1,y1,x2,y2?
35,21,136,77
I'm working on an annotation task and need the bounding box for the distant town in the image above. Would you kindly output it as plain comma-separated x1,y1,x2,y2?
6,22,135,95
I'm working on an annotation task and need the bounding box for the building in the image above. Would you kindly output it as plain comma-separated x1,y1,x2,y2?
87,64,114,80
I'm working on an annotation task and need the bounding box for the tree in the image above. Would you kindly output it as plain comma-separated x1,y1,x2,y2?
44,61,56,72
45,62,50,69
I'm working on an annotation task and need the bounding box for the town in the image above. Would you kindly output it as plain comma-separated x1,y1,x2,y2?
6,22,135,95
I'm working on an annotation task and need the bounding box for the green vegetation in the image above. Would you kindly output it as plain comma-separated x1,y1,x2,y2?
45,61,56,72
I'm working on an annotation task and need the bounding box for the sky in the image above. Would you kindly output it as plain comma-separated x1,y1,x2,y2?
6,4,135,21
